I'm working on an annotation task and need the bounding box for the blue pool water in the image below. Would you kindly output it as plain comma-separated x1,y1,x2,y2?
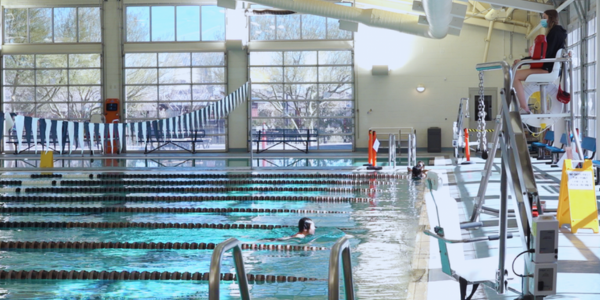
0,172,423,299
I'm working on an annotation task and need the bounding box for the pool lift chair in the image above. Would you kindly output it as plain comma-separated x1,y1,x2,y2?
427,58,577,299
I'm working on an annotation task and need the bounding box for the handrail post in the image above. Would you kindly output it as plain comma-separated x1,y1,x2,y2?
328,236,355,300
209,238,251,300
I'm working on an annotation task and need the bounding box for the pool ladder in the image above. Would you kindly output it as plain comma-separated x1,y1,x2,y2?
209,236,355,300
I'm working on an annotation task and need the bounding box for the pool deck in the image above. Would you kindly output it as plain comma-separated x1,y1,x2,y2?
412,154,600,300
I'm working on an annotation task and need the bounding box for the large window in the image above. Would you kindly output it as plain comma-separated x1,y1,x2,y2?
124,52,227,151
249,5,352,41
4,7,101,43
250,50,354,151
126,5,225,42
3,54,102,120
568,12,597,137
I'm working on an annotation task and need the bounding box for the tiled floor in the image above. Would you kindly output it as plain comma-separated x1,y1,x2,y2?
425,154,600,300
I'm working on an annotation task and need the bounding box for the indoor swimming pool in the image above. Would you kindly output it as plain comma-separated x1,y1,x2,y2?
0,171,422,299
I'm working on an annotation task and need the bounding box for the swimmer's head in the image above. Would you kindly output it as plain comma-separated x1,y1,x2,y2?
298,217,316,235
417,161,425,168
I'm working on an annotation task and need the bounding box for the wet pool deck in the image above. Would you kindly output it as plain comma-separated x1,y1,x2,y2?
411,155,600,300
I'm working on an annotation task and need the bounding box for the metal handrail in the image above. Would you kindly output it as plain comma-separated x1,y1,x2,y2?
407,132,417,167
388,133,396,169
209,238,251,300
328,236,355,300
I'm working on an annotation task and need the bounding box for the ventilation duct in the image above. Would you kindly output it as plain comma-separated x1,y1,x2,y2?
245,0,458,39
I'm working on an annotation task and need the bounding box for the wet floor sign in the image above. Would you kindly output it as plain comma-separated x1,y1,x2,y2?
557,159,599,233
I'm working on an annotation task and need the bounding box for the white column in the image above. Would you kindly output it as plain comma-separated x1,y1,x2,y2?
103,0,123,115
226,3,248,151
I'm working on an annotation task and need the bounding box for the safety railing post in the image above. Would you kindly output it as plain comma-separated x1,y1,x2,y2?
328,236,355,300
209,238,251,300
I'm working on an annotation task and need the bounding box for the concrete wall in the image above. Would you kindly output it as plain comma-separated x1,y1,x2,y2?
354,24,528,149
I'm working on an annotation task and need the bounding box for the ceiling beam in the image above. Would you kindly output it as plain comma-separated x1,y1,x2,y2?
464,18,528,34
476,0,554,13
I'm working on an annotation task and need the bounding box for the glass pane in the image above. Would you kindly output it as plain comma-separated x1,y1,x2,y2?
319,135,352,150
126,69,158,84
250,52,283,66
302,15,326,40
327,18,352,39
78,7,101,42
276,15,301,40
159,68,191,84
69,69,101,85
36,87,68,102
36,55,68,68
192,68,226,83
319,83,353,99
126,103,158,119
127,6,150,42
192,84,225,100
587,119,596,138
282,84,317,100
253,101,318,117
69,54,101,68
573,69,580,92
159,85,191,101
284,67,317,82
588,91,596,116
319,51,352,65
587,64,596,90
319,66,353,82
36,70,68,85
158,102,191,118
4,55,34,68
250,16,275,41
4,8,28,43
159,53,191,67
192,53,225,66
126,85,158,101
201,6,225,41
37,103,69,119
250,67,283,82
152,6,175,41
320,101,354,117
319,118,354,134
4,70,35,85
54,8,77,43
29,8,53,43
4,87,35,102
70,86,101,102
70,102,101,120
588,36,596,63
251,84,283,100
177,6,200,41
284,51,317,65
125,53,157,67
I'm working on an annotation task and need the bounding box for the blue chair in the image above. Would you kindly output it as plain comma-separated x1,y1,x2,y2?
581,136,596,160
531,130,554,160
545,133,569,166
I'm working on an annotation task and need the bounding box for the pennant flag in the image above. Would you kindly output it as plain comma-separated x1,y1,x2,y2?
108,123,115,153
45,119,52,151
68,121,75,154
117,123,123,152
98,123,105,154
14,115,24,153
78,122,85,154
142,122,148,147
32,118,39,154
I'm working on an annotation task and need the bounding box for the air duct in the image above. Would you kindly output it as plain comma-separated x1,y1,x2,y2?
245,0,456,39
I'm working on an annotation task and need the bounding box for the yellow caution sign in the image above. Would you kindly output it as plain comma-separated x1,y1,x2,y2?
557,159,599,233
40,151,54,168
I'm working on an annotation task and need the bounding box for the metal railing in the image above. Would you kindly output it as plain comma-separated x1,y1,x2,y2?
407,131,417,167
328,236,355,300
388,133,396,169
209,238,251,300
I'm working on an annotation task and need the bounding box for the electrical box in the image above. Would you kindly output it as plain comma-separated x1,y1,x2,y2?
529,262,557,296
532,215,559,263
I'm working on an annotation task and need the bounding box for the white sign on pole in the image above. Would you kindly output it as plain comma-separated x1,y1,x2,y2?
373,139,380,152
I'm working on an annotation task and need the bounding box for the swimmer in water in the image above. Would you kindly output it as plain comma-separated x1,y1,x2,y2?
407,161,428,179
290,217,316,238
262,217,316,241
